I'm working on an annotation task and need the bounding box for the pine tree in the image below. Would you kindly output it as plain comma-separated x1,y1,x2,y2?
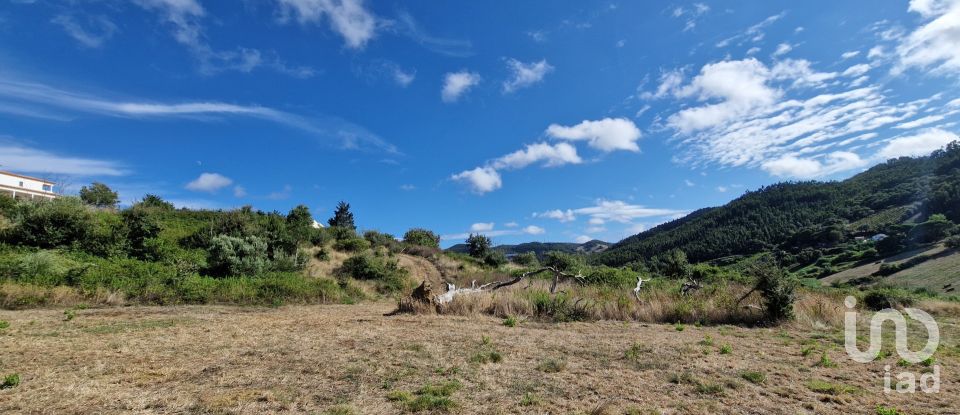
327,201,356,230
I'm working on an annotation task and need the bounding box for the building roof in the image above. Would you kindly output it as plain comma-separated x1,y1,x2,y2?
0,171,56,185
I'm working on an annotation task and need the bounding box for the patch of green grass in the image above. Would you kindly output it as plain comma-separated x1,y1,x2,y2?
719,344,732,355
503,316,517,327
537,358,566,373
897,358,911,367
695,381,724,395
82,319,180,335
668,372,696,385
674,322,685,332
801,345,816,357
0,320,8,330
470,350,502,364
1,373,20,389
519,392,540,407
876,405,904,415
387,390,413,402
806,379,858,395
699,335,714,346
323,405,355,415
740,371,766,384
624,343,651,361
921,356,935,367
63,309,76,321
388,380,462,413
816,351,837,368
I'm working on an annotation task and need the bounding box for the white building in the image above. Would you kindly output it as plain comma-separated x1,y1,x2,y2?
0,171,56,201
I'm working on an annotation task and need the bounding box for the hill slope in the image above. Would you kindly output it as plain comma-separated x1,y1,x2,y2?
593,141,960,266
447,240,610,257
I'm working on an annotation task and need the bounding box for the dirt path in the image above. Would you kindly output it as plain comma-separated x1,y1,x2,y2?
1,304,957,414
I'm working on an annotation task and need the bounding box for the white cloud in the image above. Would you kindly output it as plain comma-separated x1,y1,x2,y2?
877,128,957,159
276,0,378,49
642,69,685,99
399,184,416,191
772,42,793,57
526,30,547,42
395,10,474,57
895,0,960,76
868,46,886,59
574,235,593,244
842,64,872,77
894,114,947,129
504,221,519,228
503,59,554,93
233,185,247,197
52,14,117,48
667,58,780,133
523,225,545,235
441,71,481,103
0,139,126,176
470,222,494,232
546,118,642,152
0,77,396,152
715,12,786,48
761,151,868,178
451,166,501,194
685,179,695,187
534,209,575,222
186,173,233,192
491,142,582,169
393,68,416,87
841,51,861,60
746,47,761,55
672,3,710,32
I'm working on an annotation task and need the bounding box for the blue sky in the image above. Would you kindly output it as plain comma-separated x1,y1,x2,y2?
1,0,959,247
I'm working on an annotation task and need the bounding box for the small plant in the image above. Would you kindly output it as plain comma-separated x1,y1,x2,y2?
897,358,911,367
537,358,567,373
323,405,354,415
921,356,935,367
816,351,837,368
740,371,766,384
624,343,650,361
668,371,696,385
388,380,462,412
1,373,20,389
674,322,685,332
801,345,816,357
876,406,904,415
719,344,732,355
470,350,503,364
519,392,540,407
699,335,714,346
63,309,76,321
503,316,517,327
0,320,9,330
480,336,491,346
695,381,724,395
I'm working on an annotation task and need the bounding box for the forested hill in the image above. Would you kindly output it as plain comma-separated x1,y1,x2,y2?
592,141,960,266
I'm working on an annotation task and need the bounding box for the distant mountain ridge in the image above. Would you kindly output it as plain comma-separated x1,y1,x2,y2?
446,240,611,257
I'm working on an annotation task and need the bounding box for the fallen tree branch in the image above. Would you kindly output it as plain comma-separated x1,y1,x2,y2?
633,275,652,302
432,266,586,304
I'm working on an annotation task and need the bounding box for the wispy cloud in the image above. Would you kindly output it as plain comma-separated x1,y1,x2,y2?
715,11,787,48
0,77,398,153
894,0,960,77
277,0,378,49
51,14,118,48
393,10,473,57
441,222,546,241
503,59,554,93
0,137,127,176
441,71,481,103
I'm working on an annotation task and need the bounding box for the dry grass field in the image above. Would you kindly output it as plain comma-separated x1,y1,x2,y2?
1,301,959,414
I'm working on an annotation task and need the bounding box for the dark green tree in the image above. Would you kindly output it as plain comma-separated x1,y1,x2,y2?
466,233,491,259
286,205,314,243
327,201,356,230
137,194,175,211
122,207,164,260
79,182,119,208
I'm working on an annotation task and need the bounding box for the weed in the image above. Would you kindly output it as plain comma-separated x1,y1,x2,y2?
537,358,567,373
921,357,935,367
699,335,714,346
519,392,540,407
503,316,517,327
480,336,491,346
63,309,76,321
323,405,354,415
674,322,685,332
388,380,462,412
801,345,816,357
897,358,911,367
816,351,837,368
876,406,903,415
470,351,503,364
719,344,732,355
740,371,766,384
1,373,20,389
624,343,651,361
668,372,696,385
0,320,8,330
806,380,858,395
695,381,724,395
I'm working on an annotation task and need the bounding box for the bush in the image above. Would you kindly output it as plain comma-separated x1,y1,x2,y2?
542,251,584,273
5,197,93,249
946,236,960,249
338,253,409,294
122,207,165,260
333,237,370,252
511,252,538,267
1,373,20,389
745,256,797,322
402,228,440,248
483,251,507,268
135,194,175,211
466,234,491,258
206,235,269,277
583,265,636,287
864,287,916,310
364,230,400,252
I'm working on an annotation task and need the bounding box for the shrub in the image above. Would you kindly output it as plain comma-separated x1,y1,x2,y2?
745,256,797,322
402,228,440,248
314,248,330,261
541,251,584,273
338,253,409,294
333,237,369,252
537,358,566,373
502,316,517,327
363,230,400,251
13,251,72,286
79,182,119,208
483,251,507,268
583,265,636,287
5,197,93,248
719,344,732,354
135,194,175,211
511,252,538,267
527,291,591,322
864,287,916,310
122,207,165,260
740,371,765,384
0,320,8,329
285,205,315,244
946,235,960,249
206,235,269,277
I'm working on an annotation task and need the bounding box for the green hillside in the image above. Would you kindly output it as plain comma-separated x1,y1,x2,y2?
593,141,960,268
